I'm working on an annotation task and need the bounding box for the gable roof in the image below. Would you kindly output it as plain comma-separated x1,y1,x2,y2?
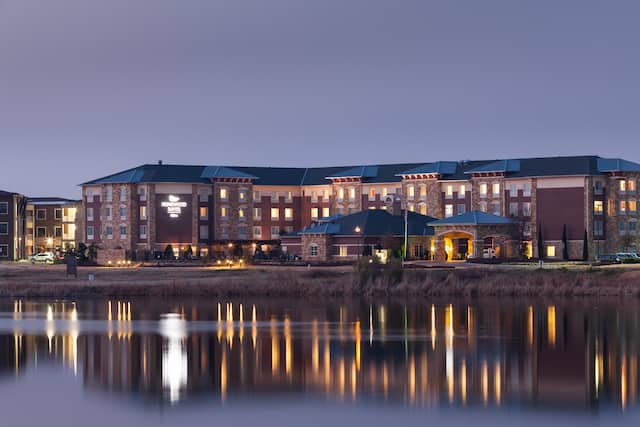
297,209,437,237
428,210,515,226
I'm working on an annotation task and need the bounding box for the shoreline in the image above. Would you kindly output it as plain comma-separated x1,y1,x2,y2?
1,263,640,299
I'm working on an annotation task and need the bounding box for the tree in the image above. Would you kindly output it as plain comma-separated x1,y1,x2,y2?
537,225,544,260
562,224,569,260
164,244,174,260
582,229,589,261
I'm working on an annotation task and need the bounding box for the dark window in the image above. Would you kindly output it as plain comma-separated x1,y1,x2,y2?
54,209,62,220
0,244,8,258
55,227,62,238
0,202,8,215
0,223,7,235
36,227,46,237
36,209,46,220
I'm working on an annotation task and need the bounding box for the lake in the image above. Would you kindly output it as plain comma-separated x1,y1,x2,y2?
0,296,638,426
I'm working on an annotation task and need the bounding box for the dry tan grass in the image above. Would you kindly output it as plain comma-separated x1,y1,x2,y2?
0,263,638,298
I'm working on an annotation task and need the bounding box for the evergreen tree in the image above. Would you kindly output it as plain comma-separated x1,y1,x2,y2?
582,229,589,261
537,225,544,260
562,224,569,260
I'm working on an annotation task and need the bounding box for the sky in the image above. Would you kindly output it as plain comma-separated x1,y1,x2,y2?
1,0,639,198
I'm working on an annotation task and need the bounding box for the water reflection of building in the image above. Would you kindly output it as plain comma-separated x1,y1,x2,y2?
1,299,639,410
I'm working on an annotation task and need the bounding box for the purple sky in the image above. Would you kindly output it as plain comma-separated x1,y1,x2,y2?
1,0,639,198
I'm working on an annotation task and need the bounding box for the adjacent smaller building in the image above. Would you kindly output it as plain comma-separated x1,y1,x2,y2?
26,198,80,255
0,190,28,261
281,210,437,262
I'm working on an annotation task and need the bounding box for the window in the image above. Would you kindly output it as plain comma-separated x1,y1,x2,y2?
620,180,627,193
0,244,8,258
479,202,487,212
271,192,280,203
408,203,415,212
594,200,603,214
119,207,126,219
348,187,356,201
407,185,415,200
139,187,147,201
630,200,637,213
140,224,148,239
323,189,330,202
311,207,319,219
336,207,344,216
120,226,127,238
105,207,112,220
120,186,127,200
0,202,7,215
368,187,377,200
106,186,113,202
54,227,62,238
238,226,248,238
87,207,94,221
523,223,532,236
140,206,148,220
490,202,500,216
311,191,318,202
594,220,604,236
36,227,46,237
253,207,262,220
445,204,454,217
239,207,247,220
629,180,636,192
594,181,603,195
0,223,7,235
479,183,488,198
523,183,532,197
445,185,453,198
509,183,517,196
458,185,466,198
253,190,260,201
285,191,293,202
619,222,626,235
220,206,228,218
457,204,466,215
239,190,247,202
253,226,262,238
630,221,637,235
87,226,94,240
381,188,388,197
509,202,518,216
419,185,427,198
220,226,229,239
419,203,427,215
338,246,348,257
338,188,345,201
199,225,209,240
322,207,330,218
271,208,280,221
106,226,113,239
310,244,318,257
546,246,556,258
620,201,627,214
492,183,501,196
284,208,293,221
54,209,62,220
271,226,280,238
37,209,46,220
220,188,228,200
523,202,531,217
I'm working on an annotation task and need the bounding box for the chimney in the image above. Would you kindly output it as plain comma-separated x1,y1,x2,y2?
158,160,163,165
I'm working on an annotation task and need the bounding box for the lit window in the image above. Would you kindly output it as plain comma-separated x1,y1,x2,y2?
445,185,453,198
239,207,247,220
284,208,293,221
323,189,330,201
408,203,415,212
322,207,330,218
458,185,466,198
419,185,427,198
620,201,627,213
348,187,356,201
445,204,454,217
368,188,376,201
629,180,636,192
199,206,207,219
479,183,488,198
407,185,415,200
546,246,556,258
220,188,228,200
338,188,345,201
311,207,319,219
419,204,427,215
594,200,603,214
381,188,388,197
220,206,228,218
338,246,348,257
629,200,637,212
285,191,293,202
492,183,501,196
310,244,318,257
271,208,280,220
140,206,148,220
253,207,262,219
620,180,627,192
253,190,260,201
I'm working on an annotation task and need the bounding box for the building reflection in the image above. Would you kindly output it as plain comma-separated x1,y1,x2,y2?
0,298,639,410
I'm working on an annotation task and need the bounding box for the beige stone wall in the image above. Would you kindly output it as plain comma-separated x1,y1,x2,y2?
301,234,333,262
96,248,126,265
401,179,442,218
332,182,362,214
213,181,254,241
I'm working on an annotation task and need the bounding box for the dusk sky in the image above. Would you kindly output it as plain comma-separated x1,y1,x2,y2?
1,0,639,198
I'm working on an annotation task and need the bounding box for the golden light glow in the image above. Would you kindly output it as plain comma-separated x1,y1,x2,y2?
355,320,361,372
528,306,534,348
547,306,556,347
481,360,489,405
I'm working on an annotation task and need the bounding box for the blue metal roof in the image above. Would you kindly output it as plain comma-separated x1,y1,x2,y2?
597,158,640,173
465,159,521,174
326,165,380,179
428,211,515,226
201,166,258,180
398,161,459,176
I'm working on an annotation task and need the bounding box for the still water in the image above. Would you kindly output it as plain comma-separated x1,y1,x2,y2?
0,297,639,426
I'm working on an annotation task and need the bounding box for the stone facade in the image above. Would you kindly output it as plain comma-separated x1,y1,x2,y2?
301,234,333,262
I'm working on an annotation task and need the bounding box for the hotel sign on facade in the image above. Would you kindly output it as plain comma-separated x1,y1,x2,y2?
161,195,188,218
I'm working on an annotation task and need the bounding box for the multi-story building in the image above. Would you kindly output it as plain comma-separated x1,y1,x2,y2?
0,190,28,261
78,156,640,261
26,198,80,255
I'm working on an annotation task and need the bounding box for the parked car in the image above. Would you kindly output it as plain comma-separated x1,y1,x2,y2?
615,252,639,263
30,252,55,264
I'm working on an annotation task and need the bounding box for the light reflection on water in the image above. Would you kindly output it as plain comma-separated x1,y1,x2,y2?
0,298,639,414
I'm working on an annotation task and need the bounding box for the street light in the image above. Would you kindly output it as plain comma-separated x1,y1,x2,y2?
354,226,362,260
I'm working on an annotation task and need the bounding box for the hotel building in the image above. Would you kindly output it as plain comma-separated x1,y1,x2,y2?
79,156,640,262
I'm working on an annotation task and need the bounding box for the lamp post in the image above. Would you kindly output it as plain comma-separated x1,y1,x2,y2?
354,226,361,261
